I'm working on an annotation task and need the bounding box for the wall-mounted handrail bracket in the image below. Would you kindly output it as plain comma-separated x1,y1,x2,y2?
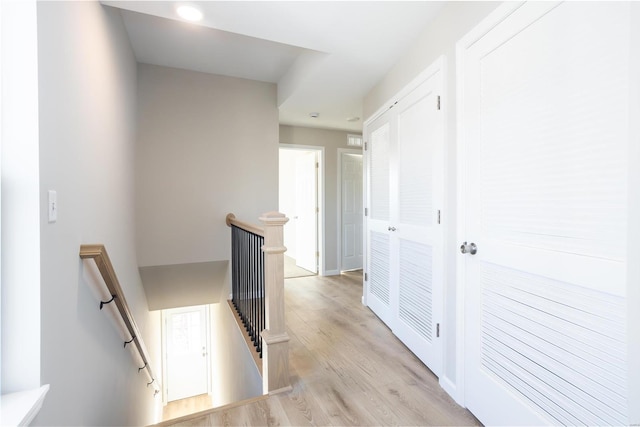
138,362,147,373
147,379,155,387
99,295,116,310
124,336,135,348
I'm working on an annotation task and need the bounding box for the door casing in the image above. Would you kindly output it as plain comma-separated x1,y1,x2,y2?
279,144,325,274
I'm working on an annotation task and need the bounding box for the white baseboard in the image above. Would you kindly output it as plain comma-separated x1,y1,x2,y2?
440,375,463,406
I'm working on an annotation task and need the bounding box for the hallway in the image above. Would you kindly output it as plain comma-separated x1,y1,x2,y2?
158,271,478,426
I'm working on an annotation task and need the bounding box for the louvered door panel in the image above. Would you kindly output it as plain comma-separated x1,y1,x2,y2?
398,239,432,342
370,123,390,221
481,262,627,425
398,83,435,226
369,231,390,305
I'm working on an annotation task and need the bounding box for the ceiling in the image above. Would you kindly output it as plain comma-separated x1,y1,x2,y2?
101,1,445,132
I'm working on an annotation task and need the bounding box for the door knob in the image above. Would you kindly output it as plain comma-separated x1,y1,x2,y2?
460,241,477,255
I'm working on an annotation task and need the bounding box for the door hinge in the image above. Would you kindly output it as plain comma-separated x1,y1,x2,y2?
316,207,319,213
437,209,441,224
437,95,441,110
316,162,319,169
364,141,368,151
364,272,368,281
436,323,440,338
316,251,320,258
365,207,368,217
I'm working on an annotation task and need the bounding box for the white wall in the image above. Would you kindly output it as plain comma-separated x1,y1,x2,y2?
136,64,279,268
363,1,499,395
35,2,159,425
279,125,359,274
210,303,262,407
278,149,299,258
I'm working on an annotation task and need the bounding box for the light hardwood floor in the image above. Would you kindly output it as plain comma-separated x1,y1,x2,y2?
163,394,214,421
158,271,480,426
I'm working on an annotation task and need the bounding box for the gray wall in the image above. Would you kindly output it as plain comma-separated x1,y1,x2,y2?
36,2,159,425
136,64,279,268
279,125,360,275
210,303,262,406
363,1,499,395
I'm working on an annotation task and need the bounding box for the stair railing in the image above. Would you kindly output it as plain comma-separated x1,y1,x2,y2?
79,244,160,396
226,212,291,394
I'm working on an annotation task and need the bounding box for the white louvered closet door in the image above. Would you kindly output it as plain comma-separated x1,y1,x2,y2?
392,73,443,376
365,59,444,378
459,2,631,425
365,112,394,326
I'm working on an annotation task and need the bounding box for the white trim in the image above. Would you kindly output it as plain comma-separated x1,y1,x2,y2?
627,3,640,424
336,148,363,273
278,144,325,275
322,269,340,277
205,305,212,398
454,31,468,408
439,377,457,404
362,130,370,305
0,385,50,426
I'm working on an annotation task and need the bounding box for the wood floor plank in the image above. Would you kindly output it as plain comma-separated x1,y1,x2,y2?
273,378,332,426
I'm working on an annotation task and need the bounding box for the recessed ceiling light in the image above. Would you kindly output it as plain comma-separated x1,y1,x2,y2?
346,116,360,122
176,5,203,22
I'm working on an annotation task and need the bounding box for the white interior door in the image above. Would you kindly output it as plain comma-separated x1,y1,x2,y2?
392,69,443,377
165,305,208,402
295,151,318,273
364,60,444,375
459,2,631,425
365,113,393,325
341,152,363,271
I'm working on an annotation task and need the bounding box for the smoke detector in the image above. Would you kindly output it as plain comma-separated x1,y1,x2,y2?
309,112,319,118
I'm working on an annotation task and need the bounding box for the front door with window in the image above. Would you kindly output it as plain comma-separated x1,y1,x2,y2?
164,305,209,402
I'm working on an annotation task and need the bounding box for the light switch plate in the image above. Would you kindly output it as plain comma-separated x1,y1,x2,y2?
48,190,57,223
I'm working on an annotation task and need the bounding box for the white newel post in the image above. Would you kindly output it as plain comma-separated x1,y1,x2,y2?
259,211,291,394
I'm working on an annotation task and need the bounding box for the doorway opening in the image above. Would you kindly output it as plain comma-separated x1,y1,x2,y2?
161,304,212,418
279,145,323,278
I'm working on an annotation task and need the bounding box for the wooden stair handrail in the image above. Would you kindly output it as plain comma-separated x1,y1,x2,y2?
79,244,157,391
226,213,264,237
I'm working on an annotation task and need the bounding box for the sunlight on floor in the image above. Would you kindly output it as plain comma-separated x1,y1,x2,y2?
162,394,213,421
